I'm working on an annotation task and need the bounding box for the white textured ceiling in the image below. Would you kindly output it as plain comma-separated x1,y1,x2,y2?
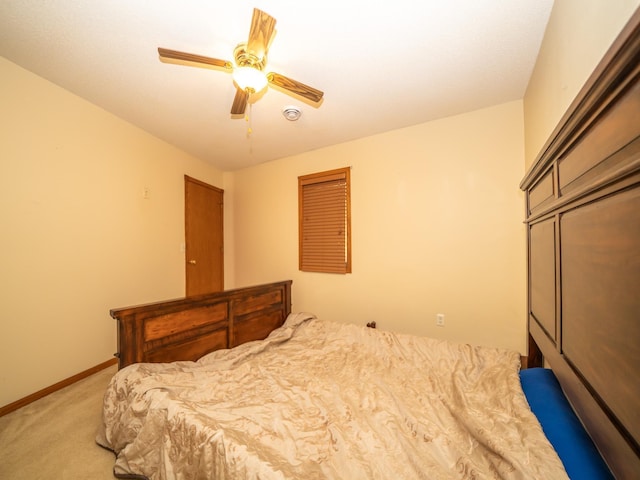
0,1,553,171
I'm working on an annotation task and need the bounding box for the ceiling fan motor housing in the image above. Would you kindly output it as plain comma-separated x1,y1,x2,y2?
233,43,266,71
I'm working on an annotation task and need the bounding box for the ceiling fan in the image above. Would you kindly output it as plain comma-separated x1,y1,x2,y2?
158,8,324,116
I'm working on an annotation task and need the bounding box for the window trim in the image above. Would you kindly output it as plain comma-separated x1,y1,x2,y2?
298,167,351,274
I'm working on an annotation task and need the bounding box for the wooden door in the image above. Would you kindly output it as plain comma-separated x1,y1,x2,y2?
184,175,223,296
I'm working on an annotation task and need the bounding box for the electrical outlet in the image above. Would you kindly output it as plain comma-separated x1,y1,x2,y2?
436,314,445,327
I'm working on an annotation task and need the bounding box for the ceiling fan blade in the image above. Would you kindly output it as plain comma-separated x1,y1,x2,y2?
230,87,248,115
267,72,324,104
246,8,276,59
158,47,232,70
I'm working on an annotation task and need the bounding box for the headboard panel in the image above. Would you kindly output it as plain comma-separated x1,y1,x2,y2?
561,189,639,441
520,8,640,478
111,280,292,369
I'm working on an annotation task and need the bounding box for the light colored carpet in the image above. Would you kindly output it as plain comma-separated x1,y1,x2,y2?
0,364,118,479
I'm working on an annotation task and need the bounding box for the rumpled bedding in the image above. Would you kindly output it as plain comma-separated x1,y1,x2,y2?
97,313,568,480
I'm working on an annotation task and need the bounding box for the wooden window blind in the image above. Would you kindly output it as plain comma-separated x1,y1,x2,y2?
298,167,351,274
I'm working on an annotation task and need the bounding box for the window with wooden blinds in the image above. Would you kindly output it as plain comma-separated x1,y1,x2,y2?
298,167,351,274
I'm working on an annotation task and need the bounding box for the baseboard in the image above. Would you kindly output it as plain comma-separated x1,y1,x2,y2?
0,357,117,417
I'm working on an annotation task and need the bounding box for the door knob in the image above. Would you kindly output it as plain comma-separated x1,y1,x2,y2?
188,259,197,265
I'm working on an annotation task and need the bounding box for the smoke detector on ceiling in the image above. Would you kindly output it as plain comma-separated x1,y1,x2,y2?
282,106,302,121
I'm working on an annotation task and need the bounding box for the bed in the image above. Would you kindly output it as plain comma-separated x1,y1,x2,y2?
98,10,639,480
100,310,572,479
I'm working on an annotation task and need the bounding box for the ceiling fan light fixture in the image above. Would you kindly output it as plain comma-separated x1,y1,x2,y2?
232,66,268,93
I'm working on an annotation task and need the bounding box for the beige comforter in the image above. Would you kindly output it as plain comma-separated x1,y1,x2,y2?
97,313,568,480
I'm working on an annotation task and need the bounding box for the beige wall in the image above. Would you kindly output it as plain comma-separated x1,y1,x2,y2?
523,0,640,170
230,101,527,353
0,58,223,407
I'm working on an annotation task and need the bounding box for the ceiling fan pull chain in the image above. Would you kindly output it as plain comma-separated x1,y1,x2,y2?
245,92,254,154
245,93,254,139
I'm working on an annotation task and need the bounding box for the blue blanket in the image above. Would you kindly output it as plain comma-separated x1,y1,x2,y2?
520,368,613,480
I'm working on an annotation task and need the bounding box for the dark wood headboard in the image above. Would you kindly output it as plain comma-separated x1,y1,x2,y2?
111,280,292,369
520,9,640,479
